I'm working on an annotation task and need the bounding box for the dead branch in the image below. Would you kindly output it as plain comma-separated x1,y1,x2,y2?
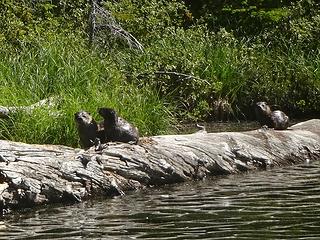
89,0,144,51
0,97,58,118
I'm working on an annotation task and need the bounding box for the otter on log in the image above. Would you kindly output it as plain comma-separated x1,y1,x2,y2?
74,111,105,149
98,107,139,144
254,102,289,130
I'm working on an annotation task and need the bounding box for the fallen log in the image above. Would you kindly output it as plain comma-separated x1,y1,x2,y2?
0,97,58,118
0,119,320,215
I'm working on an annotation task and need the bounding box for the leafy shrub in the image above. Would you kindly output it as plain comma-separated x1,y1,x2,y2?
103,0,188,43
0,0,89,46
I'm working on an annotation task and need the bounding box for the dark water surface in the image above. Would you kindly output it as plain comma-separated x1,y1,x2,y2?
174,121,260,134
1,160,320,239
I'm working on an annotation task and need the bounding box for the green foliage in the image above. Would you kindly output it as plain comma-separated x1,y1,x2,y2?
0,0,319,148
229,42,320,116
184,0,294,28
184,0,319,40
283,1,320,51
103,0,188,43
113,22,320,120
115,27,228,120
0,0,89,46
97,0,319,120
0,35,173,146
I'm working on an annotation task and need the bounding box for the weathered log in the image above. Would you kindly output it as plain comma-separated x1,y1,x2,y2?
0,97,58,118
0,119,320,214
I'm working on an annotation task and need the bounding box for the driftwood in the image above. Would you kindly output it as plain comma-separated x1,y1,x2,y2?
0,97,58,118
0,119,320,214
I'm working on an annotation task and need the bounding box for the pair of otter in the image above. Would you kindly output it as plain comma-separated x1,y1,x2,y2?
255,101,289,130
74,108,139,149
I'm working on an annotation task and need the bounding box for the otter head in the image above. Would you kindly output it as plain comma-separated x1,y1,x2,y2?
74,111,94,126
255,102,272,117
98,107,118,125
74,111,98,149
255,101,273,127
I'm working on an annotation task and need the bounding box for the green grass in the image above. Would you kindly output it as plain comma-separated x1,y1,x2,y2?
0,27,319,147
115,27,320,120
0,34,174,147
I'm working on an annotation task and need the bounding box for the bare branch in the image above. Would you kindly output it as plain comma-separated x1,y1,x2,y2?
89,0,144,51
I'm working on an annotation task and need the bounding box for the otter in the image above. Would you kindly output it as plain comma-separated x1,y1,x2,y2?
98,107,139,144
254,102,289,130
74,111,105,149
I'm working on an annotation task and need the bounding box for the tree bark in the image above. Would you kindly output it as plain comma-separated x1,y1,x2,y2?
0,119,320,214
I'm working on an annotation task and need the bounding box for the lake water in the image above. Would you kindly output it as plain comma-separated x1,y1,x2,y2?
1,159,320,239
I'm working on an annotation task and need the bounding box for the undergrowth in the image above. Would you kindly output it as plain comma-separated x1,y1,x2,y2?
0,0,319,146
0,35,173,147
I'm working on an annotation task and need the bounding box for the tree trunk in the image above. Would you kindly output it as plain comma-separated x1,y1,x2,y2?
0,119,320,214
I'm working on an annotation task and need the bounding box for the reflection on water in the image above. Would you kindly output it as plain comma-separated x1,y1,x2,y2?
2,160,320,239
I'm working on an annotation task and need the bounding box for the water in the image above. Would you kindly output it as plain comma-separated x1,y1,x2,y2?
1,160,320,239
174,121,260,134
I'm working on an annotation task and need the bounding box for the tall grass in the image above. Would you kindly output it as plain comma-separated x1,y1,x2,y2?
115,27,320,120
0,28,319,148
0,35,173,147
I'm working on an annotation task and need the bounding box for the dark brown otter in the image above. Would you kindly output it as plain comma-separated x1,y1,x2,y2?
255,102,289,130
74,111,105,149
98,107,139,144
